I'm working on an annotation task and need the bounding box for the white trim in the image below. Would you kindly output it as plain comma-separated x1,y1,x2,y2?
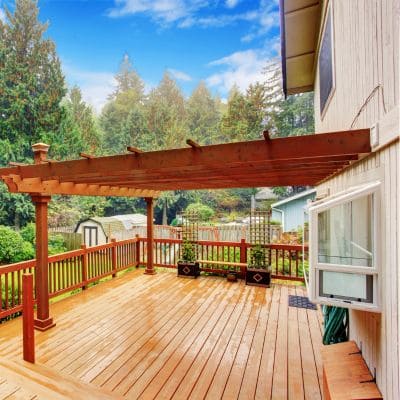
308,180,381,312
271,207,285,231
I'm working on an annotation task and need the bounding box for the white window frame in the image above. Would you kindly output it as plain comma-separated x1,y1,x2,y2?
308,181,381,312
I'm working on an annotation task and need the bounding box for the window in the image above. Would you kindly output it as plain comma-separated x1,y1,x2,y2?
308,182,381,312
319,3,335,116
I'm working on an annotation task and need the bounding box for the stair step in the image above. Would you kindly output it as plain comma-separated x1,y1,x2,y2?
0,357,122,400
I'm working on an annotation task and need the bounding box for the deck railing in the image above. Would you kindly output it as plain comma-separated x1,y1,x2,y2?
0,236,307,321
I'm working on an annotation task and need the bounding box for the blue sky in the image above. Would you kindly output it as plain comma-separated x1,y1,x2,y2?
2,0,281,112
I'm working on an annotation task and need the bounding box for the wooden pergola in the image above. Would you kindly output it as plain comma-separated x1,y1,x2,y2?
0,129,371,331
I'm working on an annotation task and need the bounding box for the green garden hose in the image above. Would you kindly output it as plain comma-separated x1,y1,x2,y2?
322,305,349,345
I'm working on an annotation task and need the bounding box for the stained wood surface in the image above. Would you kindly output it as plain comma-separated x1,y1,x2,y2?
0,357,121,399
0,270,323,399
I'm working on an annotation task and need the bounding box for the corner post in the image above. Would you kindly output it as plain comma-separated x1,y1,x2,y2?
135,234,140,268
240,239,247,279
22,273,35,363
111,238,117,277
81,244,88,290
145,197,155,275
31,143,55,331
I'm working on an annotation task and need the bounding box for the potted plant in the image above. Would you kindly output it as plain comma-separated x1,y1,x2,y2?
177,240,200,278
226,269,238,282
246,244,271,287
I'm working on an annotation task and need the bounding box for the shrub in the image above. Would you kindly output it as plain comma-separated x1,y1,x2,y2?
186,203,214,222
49,234,67,255
0,226,34,264
20,223,35,244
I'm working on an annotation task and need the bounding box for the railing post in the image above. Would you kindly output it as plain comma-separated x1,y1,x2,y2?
22,274,35,363
81,244,88,290
111,238,117,277
144,197,156,275
240,239,247,279
135,234,140,268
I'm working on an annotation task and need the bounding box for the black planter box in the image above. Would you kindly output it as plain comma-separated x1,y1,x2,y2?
245,267,271,287
177,261,200,278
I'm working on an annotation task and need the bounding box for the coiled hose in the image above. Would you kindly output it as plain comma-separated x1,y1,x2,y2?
322,305,349,345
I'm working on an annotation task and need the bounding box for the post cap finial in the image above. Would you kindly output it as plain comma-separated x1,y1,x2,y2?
32,143,50,164
32,143,50,153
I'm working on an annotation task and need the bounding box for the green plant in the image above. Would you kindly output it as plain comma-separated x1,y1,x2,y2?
186,203,214,222
181,240,196,262
249,244,268,269
49,234,67,255
0,226,35,264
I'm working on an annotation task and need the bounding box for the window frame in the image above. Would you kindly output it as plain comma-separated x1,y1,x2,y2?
308,181,381,312
318,1,336,119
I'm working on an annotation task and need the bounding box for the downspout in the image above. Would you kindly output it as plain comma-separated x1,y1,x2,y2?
271,207,285,232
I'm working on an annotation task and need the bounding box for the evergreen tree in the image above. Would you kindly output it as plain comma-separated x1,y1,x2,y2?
0,0,66,162
100,55,147,154
68,86,100,153
186,81,220,144
0,0,66,228
219,85,250,142
145,72,187,149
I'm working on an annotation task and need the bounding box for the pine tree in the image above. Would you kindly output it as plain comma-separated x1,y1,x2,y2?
100,55,147,154
145,72,187,149
186,81,220,144
0,0,66,162
0,0,66,228
68,86,100,153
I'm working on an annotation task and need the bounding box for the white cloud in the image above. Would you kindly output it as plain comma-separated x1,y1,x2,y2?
206,48,276,94
168,68,192,82
62,64,117,113
108,0,207,24
108,0,279,42
225,0,240,8
178,10,258,28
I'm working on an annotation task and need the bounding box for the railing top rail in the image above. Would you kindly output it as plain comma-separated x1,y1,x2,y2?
0,259,36,274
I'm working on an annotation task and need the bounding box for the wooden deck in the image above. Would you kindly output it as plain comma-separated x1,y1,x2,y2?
0,270,323,399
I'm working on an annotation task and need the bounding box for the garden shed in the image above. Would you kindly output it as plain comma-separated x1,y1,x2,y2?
75,213,147,246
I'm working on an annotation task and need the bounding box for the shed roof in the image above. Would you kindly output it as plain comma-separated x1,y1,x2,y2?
271,188,316,208
255,187,279,201
76,213,147,236
280,0,322,96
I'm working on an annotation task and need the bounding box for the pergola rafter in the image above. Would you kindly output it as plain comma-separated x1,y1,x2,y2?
0,129,370,193
0,128,372,332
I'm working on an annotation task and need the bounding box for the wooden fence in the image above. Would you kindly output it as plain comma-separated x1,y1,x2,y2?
0,237,307,321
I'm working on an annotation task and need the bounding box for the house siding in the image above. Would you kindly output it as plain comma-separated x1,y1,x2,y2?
272,193,315,232
314,0,399,398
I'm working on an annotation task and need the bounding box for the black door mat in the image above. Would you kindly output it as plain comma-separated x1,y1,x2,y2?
288,295,317,310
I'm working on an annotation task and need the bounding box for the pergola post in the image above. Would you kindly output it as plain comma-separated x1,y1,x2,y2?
31,143,55,331
144,197,155,275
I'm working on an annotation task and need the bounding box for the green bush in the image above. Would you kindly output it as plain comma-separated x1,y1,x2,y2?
186,202,214,222
20,223,35,244
49,234,67,255
0,226,34,264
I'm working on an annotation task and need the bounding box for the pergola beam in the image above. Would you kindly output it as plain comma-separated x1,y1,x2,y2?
2,175,160,198
0,130,370,184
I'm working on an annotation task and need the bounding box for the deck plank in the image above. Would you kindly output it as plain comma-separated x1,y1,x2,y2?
0,270,323,399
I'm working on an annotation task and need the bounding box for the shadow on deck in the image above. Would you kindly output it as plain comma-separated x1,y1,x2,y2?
0,270,323,399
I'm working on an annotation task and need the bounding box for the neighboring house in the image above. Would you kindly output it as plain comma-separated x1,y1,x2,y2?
280,0,399,398
271,188,316,232
75,214,147,246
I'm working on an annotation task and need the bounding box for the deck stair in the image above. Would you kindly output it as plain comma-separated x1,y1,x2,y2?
0,357,122,400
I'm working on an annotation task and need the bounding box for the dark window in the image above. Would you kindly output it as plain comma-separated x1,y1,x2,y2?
84,226,98,246
319,6,334,115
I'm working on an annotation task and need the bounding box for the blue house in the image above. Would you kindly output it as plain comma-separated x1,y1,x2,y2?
271,189,316,232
